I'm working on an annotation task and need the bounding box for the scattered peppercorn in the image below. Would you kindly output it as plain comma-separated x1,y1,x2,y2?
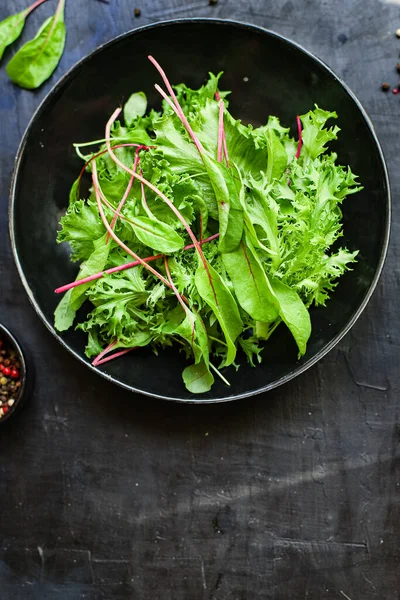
0,334,22,421
392,88,399,95
381,82,390,92
134,7,141,17
209,0,218,5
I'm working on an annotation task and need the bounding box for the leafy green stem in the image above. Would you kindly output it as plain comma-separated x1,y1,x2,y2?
106,146,141,242
92,161,172,290
105,107,219,304
54,233,219,294
149,55,205,157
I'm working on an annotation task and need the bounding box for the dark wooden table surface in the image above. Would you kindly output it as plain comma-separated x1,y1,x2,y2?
0,1,399,598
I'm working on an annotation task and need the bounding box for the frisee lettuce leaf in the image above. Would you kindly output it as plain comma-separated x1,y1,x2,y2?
54,72,361,394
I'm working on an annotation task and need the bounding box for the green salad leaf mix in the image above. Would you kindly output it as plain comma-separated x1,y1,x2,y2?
54,57,361,393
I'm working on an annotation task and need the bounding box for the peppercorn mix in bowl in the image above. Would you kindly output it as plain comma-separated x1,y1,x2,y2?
0,324,26,424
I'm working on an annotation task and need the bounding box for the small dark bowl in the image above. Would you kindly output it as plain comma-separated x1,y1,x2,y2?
9,20,390,403
0,324,27,424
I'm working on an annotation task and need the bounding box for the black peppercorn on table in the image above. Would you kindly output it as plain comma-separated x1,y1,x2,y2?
0,1,399,599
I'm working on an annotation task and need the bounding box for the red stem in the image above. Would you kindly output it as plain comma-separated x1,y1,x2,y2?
105,109,216,302
74,143,151,202
92,340,117,366
295,115,303,159
106,148,141,242
149,56,205,157
164,257,195,344
94,347,136,367
217,101,224,163
25,0,50,16
54,233,219,294
215,91,229,165
92,161,172,290
164,257,187,316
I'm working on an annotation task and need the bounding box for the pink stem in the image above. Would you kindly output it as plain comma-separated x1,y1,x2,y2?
217,101,224,163
74,143,152,202
222,132,229,166
92,161,172,290
149,56,205,157
92,340,117,366
164,257,187,315
55,233,219,294
106,148,141,242
25,0,49,16
94,347,136,367
215,91,229,165
295,115,303,159
105,109,215,301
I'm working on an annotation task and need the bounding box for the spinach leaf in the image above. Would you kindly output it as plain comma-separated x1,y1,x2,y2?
0,9,27,62
6,0,66,90
128,214,185,254
183,360,214,394
124,92,147,125
54,288,76,332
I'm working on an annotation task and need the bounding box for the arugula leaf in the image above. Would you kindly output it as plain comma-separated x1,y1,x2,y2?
6,0,66,90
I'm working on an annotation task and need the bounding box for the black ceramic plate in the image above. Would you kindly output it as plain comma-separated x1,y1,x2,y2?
10,19,390,403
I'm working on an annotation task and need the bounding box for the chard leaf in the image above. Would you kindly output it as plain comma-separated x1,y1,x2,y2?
124,92,147,125
264,128,288,181
195,260,242,366
128,214,185,253
270,278,311,355
6,0,66,89
202,154,243,253
0,9,28,62
222,241,279,322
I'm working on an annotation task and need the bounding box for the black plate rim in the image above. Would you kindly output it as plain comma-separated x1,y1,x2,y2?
9,18,391,404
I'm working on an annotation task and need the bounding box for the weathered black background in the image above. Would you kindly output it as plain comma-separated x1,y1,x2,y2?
0,1,399,598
